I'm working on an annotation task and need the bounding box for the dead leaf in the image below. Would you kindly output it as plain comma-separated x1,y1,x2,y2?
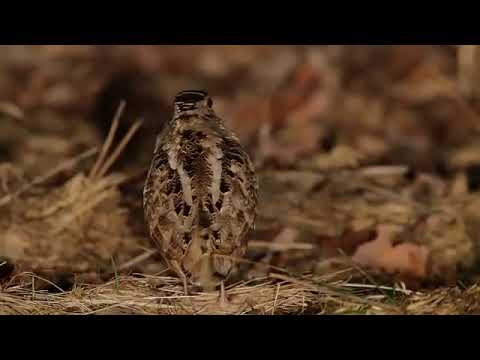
311,145,364,170
352,224,429,279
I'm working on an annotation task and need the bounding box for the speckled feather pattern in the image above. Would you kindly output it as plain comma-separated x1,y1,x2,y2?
143,92,258,290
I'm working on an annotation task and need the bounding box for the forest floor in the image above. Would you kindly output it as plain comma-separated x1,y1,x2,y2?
1,45,480,314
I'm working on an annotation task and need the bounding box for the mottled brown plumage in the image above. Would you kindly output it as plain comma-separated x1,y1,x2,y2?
143,90,258,292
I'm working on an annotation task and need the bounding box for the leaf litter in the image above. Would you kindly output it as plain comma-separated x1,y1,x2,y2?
1,45,480,314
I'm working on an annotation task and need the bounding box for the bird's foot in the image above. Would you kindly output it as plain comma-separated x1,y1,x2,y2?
217,281,230,309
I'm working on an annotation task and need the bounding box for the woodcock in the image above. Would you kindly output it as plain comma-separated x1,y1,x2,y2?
143,90,258,294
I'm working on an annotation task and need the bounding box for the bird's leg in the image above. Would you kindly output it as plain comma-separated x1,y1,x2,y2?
218,280,230,308
176,270,188,296
182,275,189,296
171,261,189,296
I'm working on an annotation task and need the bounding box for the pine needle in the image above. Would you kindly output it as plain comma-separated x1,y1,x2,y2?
89,100,126,179
96,119,143,178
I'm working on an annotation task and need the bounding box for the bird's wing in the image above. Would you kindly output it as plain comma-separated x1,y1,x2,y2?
212,135,258,252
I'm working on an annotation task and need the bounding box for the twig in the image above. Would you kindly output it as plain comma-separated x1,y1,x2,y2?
0,102,24,119
213,254,291,274
341,283,415,296
269,273,400,313
0,147,98,208
89,101,125,179
336,248,389,298
28,273,67,294
111,257,119,290
118,250,158,271
358,181,430,213
96,119,143,178
272,284,281,315
358,165,409,177
249,240,314,251
283,215,332,229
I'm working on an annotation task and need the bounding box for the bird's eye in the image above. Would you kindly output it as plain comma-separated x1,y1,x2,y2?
207,98,213,108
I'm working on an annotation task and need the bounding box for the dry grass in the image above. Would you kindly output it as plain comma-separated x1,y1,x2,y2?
1,269,479,315
0,270,398,315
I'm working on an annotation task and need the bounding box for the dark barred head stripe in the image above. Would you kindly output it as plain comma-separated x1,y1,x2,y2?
174,90,208,104
177,90,208,96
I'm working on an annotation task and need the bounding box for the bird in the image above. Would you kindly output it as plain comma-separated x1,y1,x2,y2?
143,90,258,300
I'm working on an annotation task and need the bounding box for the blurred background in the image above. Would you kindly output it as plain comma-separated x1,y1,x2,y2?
0,45,473,176
2,45,480,289
1,45,475,177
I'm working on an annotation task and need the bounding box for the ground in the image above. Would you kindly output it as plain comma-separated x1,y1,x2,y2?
1,45,480,314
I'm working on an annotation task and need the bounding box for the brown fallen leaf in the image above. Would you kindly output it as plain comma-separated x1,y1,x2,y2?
286,89,329,126
270,61,322,126
352,224,429,279
315,228,375,258
219,95,270,143
310,145,364,170
275,123,324,163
